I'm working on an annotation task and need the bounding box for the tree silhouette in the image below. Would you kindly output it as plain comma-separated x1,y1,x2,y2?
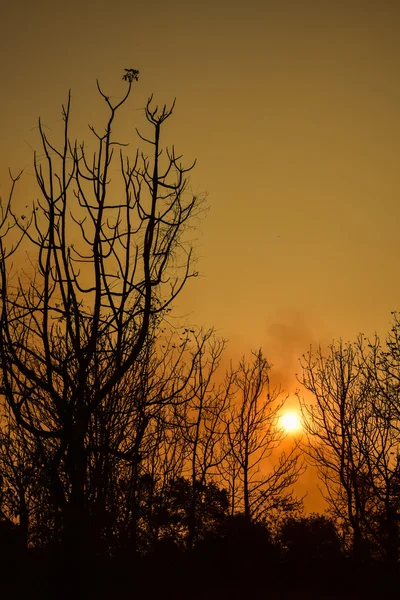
279,513,343,565
299,330,400,566
299,341,369,561
173,330,233,549
0,72,203,559
222,350,304,522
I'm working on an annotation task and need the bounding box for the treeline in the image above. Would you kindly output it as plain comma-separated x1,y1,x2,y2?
0,333,302,557
0,502,394,599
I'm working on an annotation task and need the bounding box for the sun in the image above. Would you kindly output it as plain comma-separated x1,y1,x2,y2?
280,411,302,434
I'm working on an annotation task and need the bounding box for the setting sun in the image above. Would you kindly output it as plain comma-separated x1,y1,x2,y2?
280,411,302,434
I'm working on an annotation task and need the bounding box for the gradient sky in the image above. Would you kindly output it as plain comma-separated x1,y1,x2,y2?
1,1,400,507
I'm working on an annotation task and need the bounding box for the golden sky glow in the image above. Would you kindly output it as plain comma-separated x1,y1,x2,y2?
1,0,399,513
2,1,399,367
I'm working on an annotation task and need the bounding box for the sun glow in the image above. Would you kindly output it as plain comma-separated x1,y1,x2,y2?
280,411,302,434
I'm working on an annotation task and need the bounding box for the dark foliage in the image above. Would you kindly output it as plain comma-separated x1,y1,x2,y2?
279,513,343,565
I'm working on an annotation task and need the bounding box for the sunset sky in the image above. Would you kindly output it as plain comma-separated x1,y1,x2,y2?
1,2,400,508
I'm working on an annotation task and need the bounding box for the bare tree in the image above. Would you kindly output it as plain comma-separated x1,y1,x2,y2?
0,71,203,558
299,337,400,564
223,350,303,522
100,326,215,554
299,341,372,561
172,329,234,548
356,327,400,565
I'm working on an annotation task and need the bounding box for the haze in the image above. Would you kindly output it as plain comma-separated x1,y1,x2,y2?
1,0,399,512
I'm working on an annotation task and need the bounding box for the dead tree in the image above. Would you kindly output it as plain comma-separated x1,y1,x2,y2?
223,350,303,522
299,341,373,562
173,329,233,548
0,72,203,558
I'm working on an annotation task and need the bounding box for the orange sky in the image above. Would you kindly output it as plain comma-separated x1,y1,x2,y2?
1,0,400,511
